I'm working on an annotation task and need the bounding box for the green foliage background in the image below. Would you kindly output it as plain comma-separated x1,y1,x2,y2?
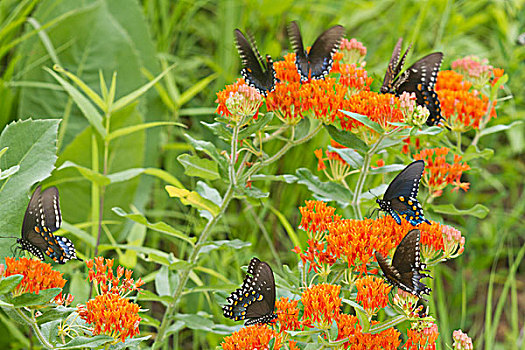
0,0,523,349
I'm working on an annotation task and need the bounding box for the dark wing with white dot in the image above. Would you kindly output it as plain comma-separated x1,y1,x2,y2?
381,38,412,93
234,29,276,96
376,229,431,299
223,257,277,325
383,160,425,200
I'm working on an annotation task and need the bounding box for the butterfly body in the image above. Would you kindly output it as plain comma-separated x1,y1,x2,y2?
376,160,430,226
223,257,276,325
234,29,276,96
18,186,81,264
375,229,431,299
381,38,443,126
287,21,344,82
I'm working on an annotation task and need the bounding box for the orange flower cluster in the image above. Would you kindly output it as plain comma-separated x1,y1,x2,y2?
275,297,301,332
436,70,496,130
3,257,66,302
77,293,141,343
86,257,144,296
220,324,281,350
413,147,470,197
301,283,341,327
405,322,439,350
215,78,250,117
337,314,401,349
314,140,354,181
355,275,391,313
296,201,445,274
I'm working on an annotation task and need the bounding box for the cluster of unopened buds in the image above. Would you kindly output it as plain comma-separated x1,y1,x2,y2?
399,92,430,128
225,84,262,124
393,290,430,320
340,38,367,67
453,329,474,350
442,225,466,260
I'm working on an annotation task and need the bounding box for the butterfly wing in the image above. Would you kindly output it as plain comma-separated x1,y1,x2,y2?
395,52,444,126
287,21,309,80
383,160,425,200
306,24,345,80
223,257,277,325
20,186,81,264
381,38,411,93
234,29,275,95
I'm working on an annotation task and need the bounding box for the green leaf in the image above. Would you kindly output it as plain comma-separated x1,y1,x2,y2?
57,161,110,186
355,307,370,333
137,289,174,305
106,167,183,188
0,275,23,295
55,335,114,349
0,165,20,180
176,73,218,107
40,320,60,346
324,125,368,153
462,146,494,162
184,134,228,172
52,65,105,110
9,288,62,308
155,266,179,297
431,203,489,219
368,315,407,334
45,67,106,137
0,119,59,263
60,222,96,247
369,164,406,174
339,110,384,134
269,205,302,250
112,207,195,245
327,146,363,168
199,239,251,256
201,121,231,140
238,112,274,139
413,126,444,136
175,313,214,332
166,185,221,217
178,154,219,180
250,174,298,183
295,168,353,204
479,121,522,137
107,121,184,141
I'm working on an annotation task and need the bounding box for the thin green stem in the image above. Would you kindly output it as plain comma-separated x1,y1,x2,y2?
456,131,462,153
14,308,54,349
229,123,240,185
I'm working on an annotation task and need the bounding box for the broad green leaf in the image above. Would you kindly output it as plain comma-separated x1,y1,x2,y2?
58,161,110,186
40,320,60,346
431,203,489,218
369,164,406,174
195,181,222,206
0,119,59,263
0,165,20,180
368,315,407,334
9,288,62,308
295,168,353,204
479,121,522,137
184,134,228,172
137,289,174,305
199,239,251,256
166,185,221,217
462,146,494,162
355,307,370,333
238,112,274,139
109,336,151,350
201,121,231,140
0,275,23,295
328,146,364,168
107,167,183,188
45,67,106,137
413,126,444,136
108,121,184,141
175,313,214,332
250,174,298,183
324,125,368,153
178,154,219,180
339,110,384,134
155,266,178,297
112,207,195,245
55,335,114,349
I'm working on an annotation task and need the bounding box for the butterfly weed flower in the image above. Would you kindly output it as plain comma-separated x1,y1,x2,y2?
220,324,282,350
275,297,301,333
399,92,429,128
337,314,401,350
86,257,144,297
404,322,439,350
413,147,470,198
314,140,356,182
338,38,367,67
393,290,430,319
442,225,465,260
301,283,341,329
452,55,493,89
452,329,474,350
216,78,262,124
77,292,141,343
355,275,391,318
3,257,66,303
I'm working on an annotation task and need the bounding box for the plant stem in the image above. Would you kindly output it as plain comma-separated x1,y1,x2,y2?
229,123,240,185
94,112,111,257
456,131,462,153
14,308,55,349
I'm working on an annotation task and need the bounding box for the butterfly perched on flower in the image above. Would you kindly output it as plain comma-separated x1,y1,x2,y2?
375,229,432,299
223,257,276,325
380,38,444,126
376,160,430,226
287,21,345,82
234,29,276,96
17,186,82,264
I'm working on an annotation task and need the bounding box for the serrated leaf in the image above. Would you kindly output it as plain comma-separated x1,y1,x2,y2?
0,275,23,295
296,168,352,204
8,288,61,307
339,110,384,134
328,146,363,168
325,125,367,153
112,207,195,245
431,203,489,218
165,185,220,217
178,154,219,180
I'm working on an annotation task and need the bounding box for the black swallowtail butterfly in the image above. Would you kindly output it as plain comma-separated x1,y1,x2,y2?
17,186,82,264
376,160,430,226
223,257,276,325
380,38,444,126
375,229,432,299
234,29,276,96
287,21,345,82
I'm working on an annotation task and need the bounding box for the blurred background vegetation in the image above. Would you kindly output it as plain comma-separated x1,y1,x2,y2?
0,0,523,349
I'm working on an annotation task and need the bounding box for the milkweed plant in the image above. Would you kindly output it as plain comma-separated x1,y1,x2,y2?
0,27,509,350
